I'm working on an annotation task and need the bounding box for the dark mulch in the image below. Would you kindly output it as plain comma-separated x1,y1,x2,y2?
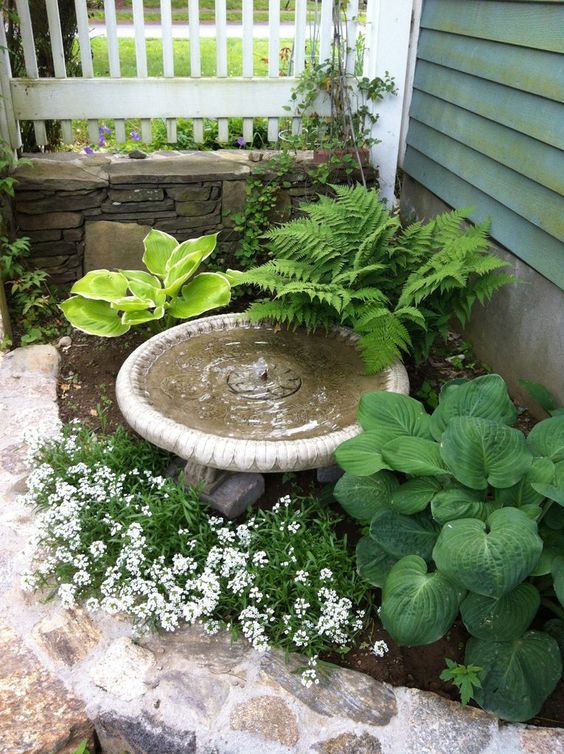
54,326,561,728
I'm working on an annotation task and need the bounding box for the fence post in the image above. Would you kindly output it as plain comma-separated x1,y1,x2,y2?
363,0,415,206
0,14,21,151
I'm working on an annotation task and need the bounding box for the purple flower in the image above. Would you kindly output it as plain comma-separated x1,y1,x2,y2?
83,146,94,154
99,123,111,135
98,136,106,147
130,130,142,142
236,136,246,148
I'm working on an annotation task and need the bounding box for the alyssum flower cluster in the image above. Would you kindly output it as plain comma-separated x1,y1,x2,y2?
22,423,370,685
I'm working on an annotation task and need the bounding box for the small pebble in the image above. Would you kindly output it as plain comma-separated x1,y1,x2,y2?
57,336,72,349
128,148,147,159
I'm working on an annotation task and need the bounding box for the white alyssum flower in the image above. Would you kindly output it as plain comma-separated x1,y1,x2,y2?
372,639,389,657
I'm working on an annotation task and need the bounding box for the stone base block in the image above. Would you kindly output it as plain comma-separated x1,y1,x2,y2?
201,472,265,518
317,464,344,483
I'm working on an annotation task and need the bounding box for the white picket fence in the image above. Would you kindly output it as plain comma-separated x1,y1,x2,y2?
0,0,418,202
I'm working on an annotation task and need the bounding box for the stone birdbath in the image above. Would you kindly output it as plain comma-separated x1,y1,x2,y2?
116,314,409,515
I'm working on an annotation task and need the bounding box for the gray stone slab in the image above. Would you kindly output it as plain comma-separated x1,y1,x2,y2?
17,212,83,230
260,650,397,726
101,199,175,214
166,185,213,201
108,155,250,184
109,188,165,202
176,200,220,217
16,189,106,214
200,472,265,518
12,157,108,191
96,712,196,754
316,464,344,483
84,220,152,272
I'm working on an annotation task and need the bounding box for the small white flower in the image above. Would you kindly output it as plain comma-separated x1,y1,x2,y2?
319,568,333,581
294,569,309,584
371,639,389,657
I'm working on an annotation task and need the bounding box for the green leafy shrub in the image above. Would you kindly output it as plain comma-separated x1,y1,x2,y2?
229,185,513,373
23,423,371,684
60,230,231,336
334,374,564,721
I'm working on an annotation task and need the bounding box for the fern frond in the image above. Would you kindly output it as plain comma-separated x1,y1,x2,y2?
357,313,412,373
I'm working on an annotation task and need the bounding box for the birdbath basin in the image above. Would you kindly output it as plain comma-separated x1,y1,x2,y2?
116,314,409,511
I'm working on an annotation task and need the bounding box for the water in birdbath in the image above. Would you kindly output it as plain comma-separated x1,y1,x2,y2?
143,325,388,441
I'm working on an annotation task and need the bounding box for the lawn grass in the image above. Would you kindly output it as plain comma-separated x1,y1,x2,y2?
90,37,293,77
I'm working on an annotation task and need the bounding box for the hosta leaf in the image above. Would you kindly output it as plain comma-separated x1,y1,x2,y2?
168,273,231,319
382,437,449,477
390,478,442,515
527,415,564,462
518,378,559,414
121,306,165,326
440,416,532,490
120,269,162,287
531,528,564,576
59,297,130,337
433,507,543,598
70,270,129,302
465,632,562,721
128,279,166,307
142,229,178,276
545,503,564,530
335,432,390,476
381,555,464,645
496,457,555,507
460,583,540,641
370,510,440,561
356,536,397,587
357,392,432,442
430,374,517,441
553,555,564,608
544,620,564,678
110,296,154,312
334,471,398,523
431,486,496,525
162,250,207,296
165,233,218,270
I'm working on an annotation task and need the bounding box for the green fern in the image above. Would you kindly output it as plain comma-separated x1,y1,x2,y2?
232,186,514,373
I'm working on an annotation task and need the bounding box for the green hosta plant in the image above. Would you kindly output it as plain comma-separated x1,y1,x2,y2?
60,230,231,336
334,374,564,721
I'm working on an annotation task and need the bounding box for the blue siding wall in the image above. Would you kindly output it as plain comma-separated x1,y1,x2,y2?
403,0,564,289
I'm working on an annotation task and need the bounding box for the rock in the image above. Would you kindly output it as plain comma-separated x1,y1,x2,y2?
520,727,564,754
146,669,230,727
313,732,382,754
261,650,397,726
16,189,106,214
167,185,214,201
0,622,93,754
176,200,220,217
30,241,77,257
84,220,152,272
89,636,156,701
32,609,101,666
154,215,221,232
316,464,344,483
63,228,84,241
201,472,265,518
129,149,148,159
109,188,165,203
401,688,496,754
96,712,197,754
100,198,175,214
1,344,60,378
108,154,250,184
221,180,247,226
230,695,299,746
12,157,108,191
17,211,83,230
26,228,63,242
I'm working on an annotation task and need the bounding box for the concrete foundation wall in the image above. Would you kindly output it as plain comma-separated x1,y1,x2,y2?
11,150,375,285
401,175,564,416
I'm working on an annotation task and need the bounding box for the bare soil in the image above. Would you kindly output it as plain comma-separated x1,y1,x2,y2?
55,327,562,728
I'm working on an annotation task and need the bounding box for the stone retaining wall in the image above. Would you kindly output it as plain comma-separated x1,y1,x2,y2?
11,151,375,284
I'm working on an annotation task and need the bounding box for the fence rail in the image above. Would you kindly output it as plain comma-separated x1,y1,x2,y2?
0,0,417,203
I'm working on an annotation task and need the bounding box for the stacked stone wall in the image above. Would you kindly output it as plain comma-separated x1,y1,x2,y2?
11,151,376,284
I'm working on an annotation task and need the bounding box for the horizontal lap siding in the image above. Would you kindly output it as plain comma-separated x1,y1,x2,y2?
404,0,564,289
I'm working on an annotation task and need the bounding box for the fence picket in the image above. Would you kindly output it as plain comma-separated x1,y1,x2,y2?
292,0,307,134
242,0,254,143
160,0,176,143
189,0,204,143
0,20,21,148
267,0,280,143
132,0,151,143
45,0,73,143
75,0,98,143
104,0,126,143
319,0,333,62
14,0,46,145
216,0,229,142
345,0,360,74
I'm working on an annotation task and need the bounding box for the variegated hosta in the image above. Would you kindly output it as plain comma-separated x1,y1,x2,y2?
60,230,232,336
334,374,564,721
